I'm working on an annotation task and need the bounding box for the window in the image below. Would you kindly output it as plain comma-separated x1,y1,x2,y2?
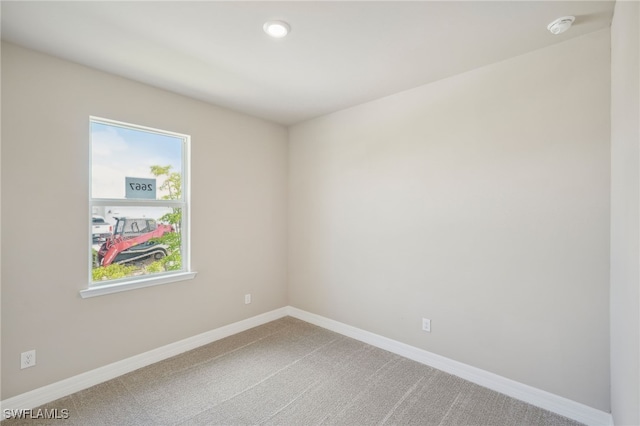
82,117,195,298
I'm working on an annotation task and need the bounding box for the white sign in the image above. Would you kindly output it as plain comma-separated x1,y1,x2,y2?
125,177,156,199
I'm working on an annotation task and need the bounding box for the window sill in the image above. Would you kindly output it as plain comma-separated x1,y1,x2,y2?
80,271,197,299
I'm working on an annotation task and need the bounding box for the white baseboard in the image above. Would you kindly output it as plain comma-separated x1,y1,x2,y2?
286,306,613,426
0,307,289,413
1,306,613,426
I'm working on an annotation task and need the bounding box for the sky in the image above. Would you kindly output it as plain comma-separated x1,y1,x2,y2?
91,121,183,200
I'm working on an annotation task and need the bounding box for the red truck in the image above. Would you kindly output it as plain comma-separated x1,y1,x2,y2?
97,217,174,267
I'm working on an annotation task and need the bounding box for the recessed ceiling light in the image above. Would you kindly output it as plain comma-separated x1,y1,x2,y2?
547,16,575,35
264,20,290,38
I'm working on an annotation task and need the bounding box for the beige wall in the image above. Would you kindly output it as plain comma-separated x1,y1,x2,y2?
289,30,611,411
610,1,640,424
0,42,288,399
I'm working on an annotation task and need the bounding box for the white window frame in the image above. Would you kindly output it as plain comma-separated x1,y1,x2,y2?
81,117,196,298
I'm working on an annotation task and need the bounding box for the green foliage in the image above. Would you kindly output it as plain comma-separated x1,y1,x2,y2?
149,164,184,274
147,251,182,273
161,173,182,200
163,250,182,271
92,263,137,281
150,165,172,178
150,164,183,269
150,164,182,230
150,165,182,201
159,208,182,229
148,232,182,272
145,261,165,274
151,232,181,252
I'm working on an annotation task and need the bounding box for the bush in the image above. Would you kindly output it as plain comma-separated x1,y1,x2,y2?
92,263,137,281
145,251,182,273
145,261,165,274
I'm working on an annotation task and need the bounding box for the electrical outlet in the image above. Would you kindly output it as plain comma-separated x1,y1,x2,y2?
21,350,36,369
244,294,251,304
422,318,431,333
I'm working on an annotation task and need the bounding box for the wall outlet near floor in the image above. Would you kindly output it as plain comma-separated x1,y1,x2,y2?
244,294,252,304
21,350,36,369
422,318,431,333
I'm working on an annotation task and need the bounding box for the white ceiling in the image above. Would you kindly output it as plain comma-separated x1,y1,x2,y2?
1,1,615,125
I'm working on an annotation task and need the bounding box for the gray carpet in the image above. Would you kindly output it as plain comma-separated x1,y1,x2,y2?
2,317,584,425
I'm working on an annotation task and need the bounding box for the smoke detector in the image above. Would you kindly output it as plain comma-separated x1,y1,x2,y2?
547,16,575,35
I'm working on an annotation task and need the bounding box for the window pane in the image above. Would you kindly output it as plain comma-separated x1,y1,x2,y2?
89,117,190,290
91,121,183,200
91,206,184,284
